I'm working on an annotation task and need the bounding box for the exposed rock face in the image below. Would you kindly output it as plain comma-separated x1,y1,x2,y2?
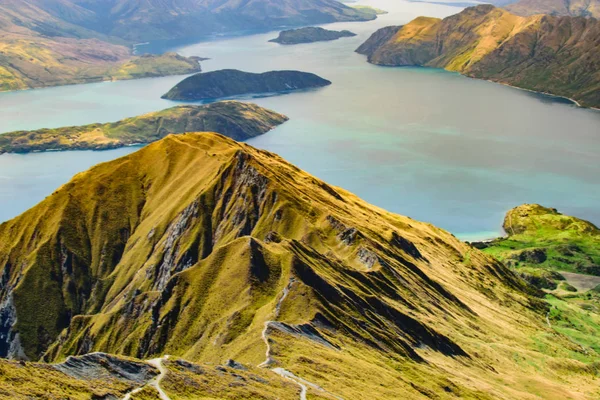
511,249,548,264
162,69,332,101
269,27,356,45
54,352,158,384
0,294,26,360
0,102,288,154
357,5,600,108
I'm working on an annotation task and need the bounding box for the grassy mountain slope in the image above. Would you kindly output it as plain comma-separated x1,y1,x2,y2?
474,205,600,370
1,353,304,399
0,101,288,153
357,5,600,108
0,34,202,92
0,133,598,398
506,0,600,18
481,204,600,277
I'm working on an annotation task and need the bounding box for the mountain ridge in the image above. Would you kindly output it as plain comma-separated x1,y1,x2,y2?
357,5,600,108
1,132,598,398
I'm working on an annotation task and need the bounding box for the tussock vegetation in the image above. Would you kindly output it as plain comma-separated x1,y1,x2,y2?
0,134,598,398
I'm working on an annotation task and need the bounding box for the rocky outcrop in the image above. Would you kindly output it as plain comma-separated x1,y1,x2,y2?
510,249,548,264
0,294,26,360
357,5,600,108
54,352,158,384
269,27,356,45
162,70,332,101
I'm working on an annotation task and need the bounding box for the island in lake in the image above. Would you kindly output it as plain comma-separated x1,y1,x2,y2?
0,102,287,153
162,69,332,101
269,27,356,45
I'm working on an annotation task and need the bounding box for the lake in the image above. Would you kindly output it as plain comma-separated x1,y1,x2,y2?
0,0,599,240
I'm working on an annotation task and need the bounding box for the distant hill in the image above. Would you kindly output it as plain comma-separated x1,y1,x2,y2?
0,0,375,92
506,0,600,18
0,102,288,153
162,69,332,101
20,0,377,42
270,27,356,45
357,5,600,108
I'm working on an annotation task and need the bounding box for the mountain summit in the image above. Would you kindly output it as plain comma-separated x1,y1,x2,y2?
1,133,598,398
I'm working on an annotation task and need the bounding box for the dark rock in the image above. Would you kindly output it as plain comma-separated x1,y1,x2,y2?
511,249,547,264
175,359,205,375
517,271,558,290
576,264,600,276
264,231,282,243
54,353,158,384
225,359,248,370
469,241,489,250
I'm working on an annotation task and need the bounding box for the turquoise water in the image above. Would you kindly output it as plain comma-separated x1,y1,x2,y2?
0,0,599,239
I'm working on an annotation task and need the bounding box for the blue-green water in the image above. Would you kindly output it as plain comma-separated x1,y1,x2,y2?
0,0,599,239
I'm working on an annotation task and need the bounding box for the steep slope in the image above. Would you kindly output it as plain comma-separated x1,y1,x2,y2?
473,205,600,362
0,102,288,153
162,70,332,101
357,5,600,108
506,0,600,18
0,133,598,398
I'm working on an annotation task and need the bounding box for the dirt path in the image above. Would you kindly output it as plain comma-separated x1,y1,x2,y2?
259,279,293,368
122,355,171,400
147,356,171,400
258,279,343,400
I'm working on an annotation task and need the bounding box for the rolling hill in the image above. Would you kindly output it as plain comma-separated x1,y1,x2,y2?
0,101,288,153
0,132,598,399
357,5,600,108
